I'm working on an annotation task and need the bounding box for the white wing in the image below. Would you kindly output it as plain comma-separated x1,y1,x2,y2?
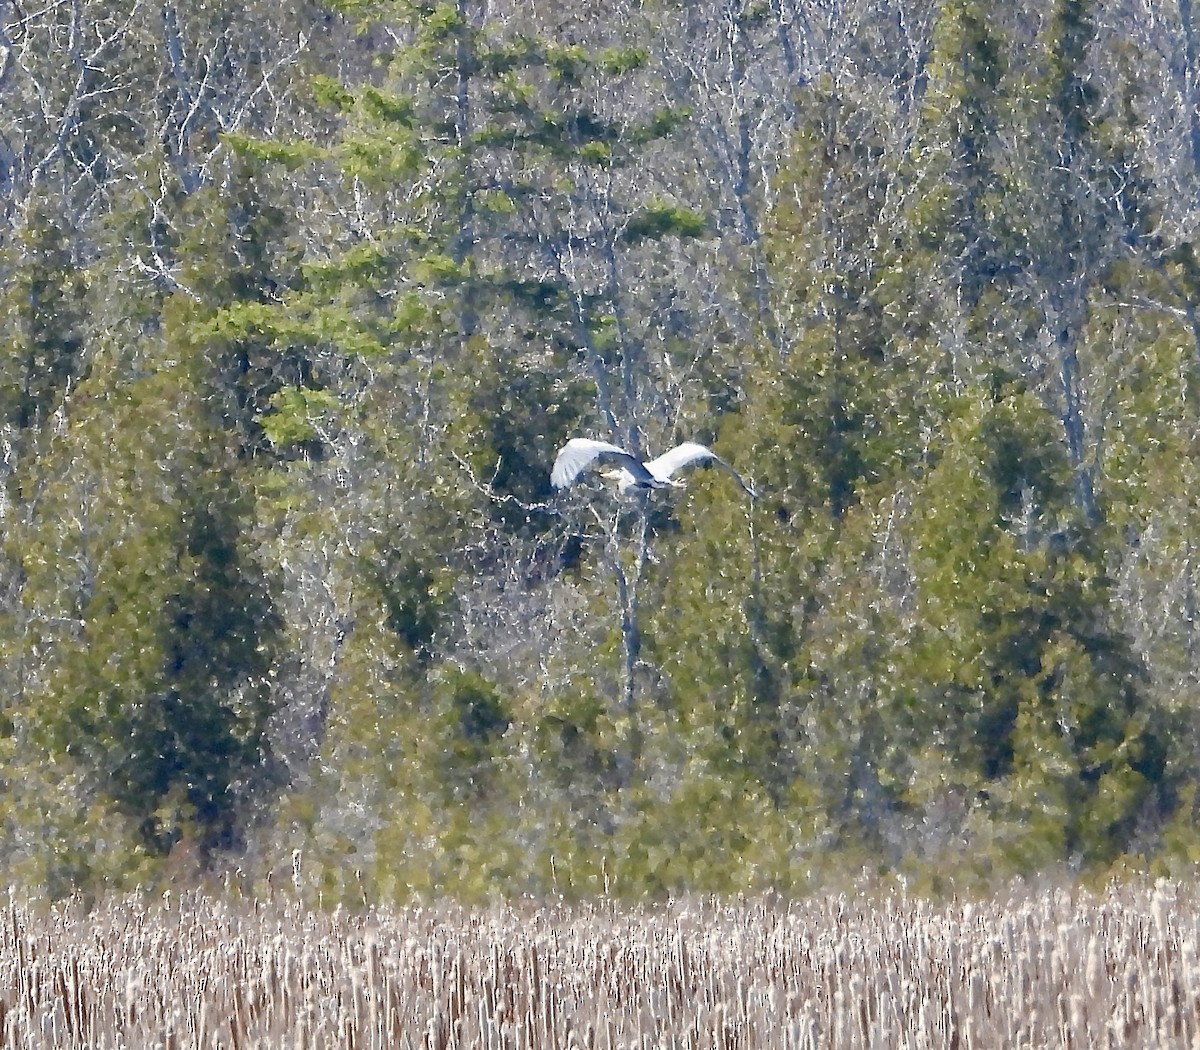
645,442,757,497
551,438,651,489
644,442,717,481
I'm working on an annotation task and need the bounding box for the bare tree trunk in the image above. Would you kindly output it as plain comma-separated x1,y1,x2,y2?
1056,324,1101,523
1179,0,1200,179
606,495,650,785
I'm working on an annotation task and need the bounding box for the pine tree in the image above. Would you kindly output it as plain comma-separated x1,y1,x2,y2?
904,390,1168,868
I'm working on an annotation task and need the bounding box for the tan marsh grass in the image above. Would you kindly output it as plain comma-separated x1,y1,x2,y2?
0,880,1196,1048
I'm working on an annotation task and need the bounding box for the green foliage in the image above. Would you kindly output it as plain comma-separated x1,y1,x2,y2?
0,209,87,431
431,669,511,791
2,0,1199,901
222,133,320,170
260,387,340,447
597,47,648,75
364,547,455,654
905,390,1169,865
310,74,356,112
628,106,691,145
15,354,284,859
622,203,707,243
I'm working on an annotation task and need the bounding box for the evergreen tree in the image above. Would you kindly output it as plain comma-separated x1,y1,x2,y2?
904,390,1169,869
0,209,87,435
2,0,1200,897
11,335,284,862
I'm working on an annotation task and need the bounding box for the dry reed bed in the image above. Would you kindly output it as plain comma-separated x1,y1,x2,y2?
0,880,1196,1048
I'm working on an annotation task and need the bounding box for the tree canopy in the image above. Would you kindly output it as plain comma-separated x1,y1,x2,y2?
1,0,1199,898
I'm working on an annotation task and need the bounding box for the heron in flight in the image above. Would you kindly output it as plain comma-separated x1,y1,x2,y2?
551,438,756,498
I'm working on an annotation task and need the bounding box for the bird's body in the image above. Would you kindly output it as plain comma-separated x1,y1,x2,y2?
551,437,755,497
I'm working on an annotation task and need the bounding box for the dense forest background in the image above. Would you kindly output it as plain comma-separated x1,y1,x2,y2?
1,0,1199,900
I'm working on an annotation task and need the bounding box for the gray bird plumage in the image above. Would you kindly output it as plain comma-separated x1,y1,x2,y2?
551,438,756,497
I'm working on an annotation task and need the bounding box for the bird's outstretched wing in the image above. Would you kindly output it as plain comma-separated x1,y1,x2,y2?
644,442,718,481
646,442,758,498
551,438,652,489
